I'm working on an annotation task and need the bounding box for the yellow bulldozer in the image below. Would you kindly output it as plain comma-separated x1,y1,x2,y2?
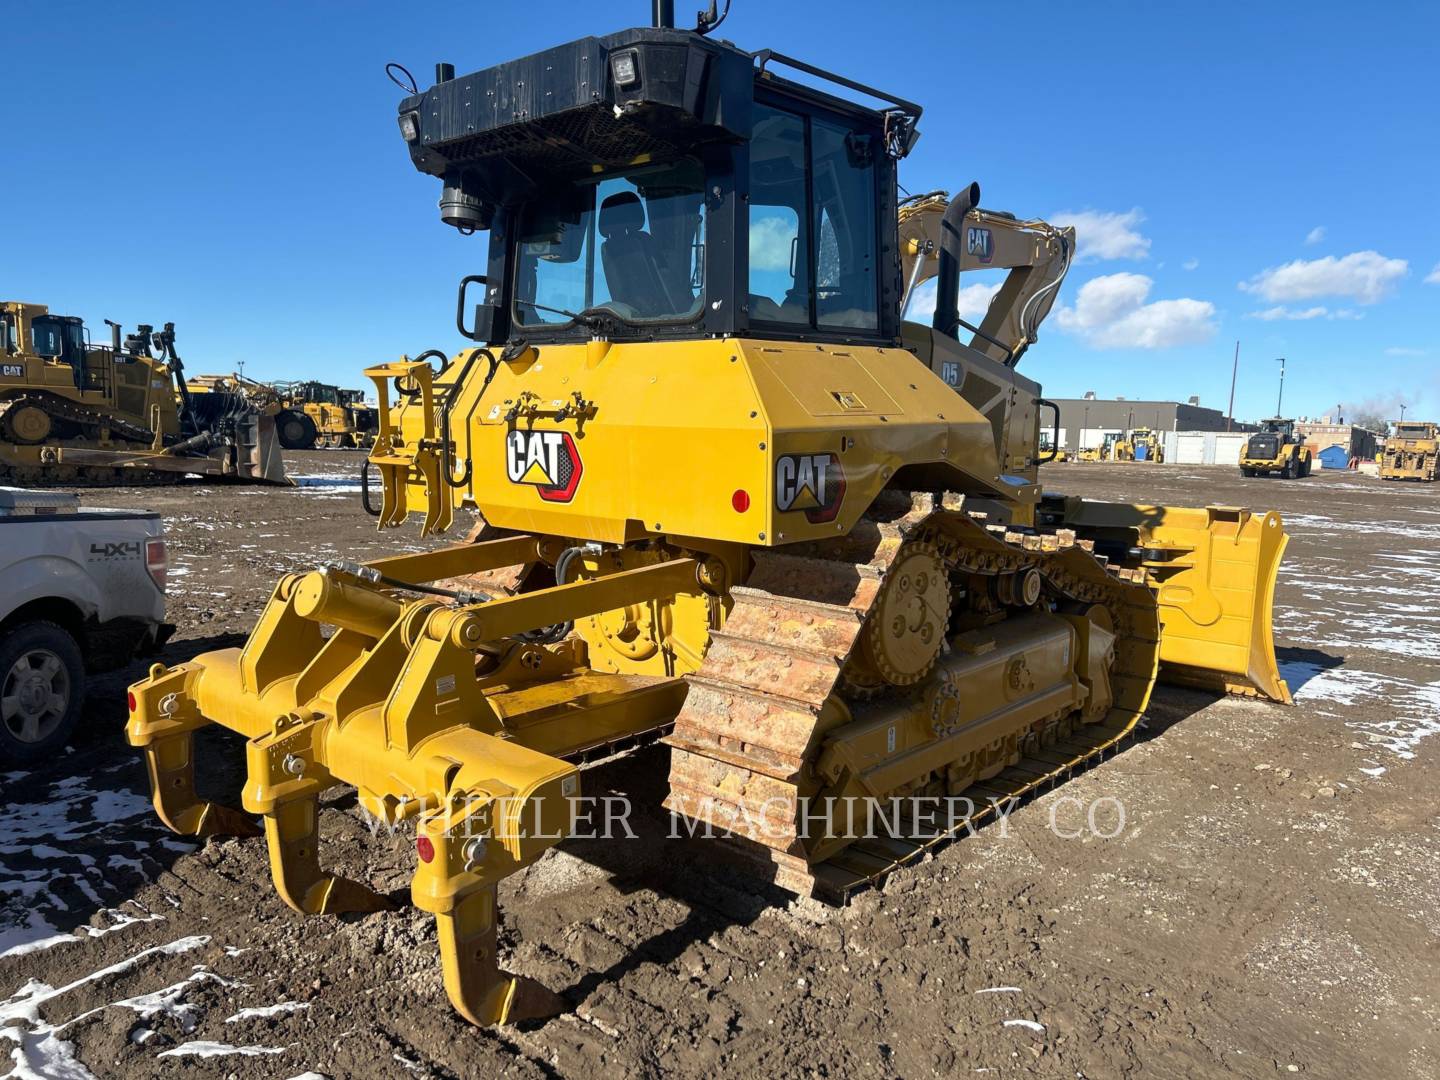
0,302,287,485
1240,418,1313,478
1380,421,1438,481
127,6,1292,1027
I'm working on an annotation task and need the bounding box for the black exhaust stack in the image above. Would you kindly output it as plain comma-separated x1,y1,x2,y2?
932,181,981,341
652,0,674,27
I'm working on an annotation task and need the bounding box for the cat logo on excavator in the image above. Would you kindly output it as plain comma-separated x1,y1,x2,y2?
775,452,845,522
504,429,583,502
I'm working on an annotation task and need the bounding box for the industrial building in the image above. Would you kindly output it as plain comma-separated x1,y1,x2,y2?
1048,395,1254,453
1296,419,1381,464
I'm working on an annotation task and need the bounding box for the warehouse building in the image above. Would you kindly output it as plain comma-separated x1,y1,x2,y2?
1048,395,1254,453
1296,418,1381,464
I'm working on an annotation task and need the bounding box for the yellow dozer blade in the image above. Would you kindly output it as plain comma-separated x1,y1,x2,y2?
1042,499,1291,703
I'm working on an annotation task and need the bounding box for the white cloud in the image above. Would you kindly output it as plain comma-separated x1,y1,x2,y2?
1182,258,1199,271
1239,251,1408,305
1385,346,1427,357
905,279,1002,322
1426,262,1440,285
1049,208,1150,262
749,214,795,271
1305,226,1326,245
1248,305,1329,321
1055,273,1216,349
1245,305,1363,322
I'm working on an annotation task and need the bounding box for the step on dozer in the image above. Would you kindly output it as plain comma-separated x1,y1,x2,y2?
129,5,1292,1026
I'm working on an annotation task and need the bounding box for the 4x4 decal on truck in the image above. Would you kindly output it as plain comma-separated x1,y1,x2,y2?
505,429,583,503
88,541,142,560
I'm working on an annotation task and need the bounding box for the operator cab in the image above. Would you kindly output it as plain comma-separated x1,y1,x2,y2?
396,17,920,349
29,314,90,390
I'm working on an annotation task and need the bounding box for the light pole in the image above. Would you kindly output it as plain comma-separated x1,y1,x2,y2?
1227,340,1239,431
1274,357,1286,418
1400,402,1407,422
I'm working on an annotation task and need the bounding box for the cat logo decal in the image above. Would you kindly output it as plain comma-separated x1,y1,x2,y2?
505,429,583,502
775,453,845,524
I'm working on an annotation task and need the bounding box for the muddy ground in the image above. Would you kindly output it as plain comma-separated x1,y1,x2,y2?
2,453,1437,1079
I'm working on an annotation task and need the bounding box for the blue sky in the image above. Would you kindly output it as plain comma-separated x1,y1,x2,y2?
4,0,1436,424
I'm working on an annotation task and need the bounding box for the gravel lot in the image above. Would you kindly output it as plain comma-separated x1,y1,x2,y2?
2,453,1437,1078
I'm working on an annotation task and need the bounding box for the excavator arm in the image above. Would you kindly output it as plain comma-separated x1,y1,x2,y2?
899,189,1073,367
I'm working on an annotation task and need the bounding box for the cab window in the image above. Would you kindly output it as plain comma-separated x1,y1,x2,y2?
748,103,880,333
30,320,64,358
514,158,706,327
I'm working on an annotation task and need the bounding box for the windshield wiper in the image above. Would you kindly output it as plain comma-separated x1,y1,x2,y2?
515,298,648,331
514,298,604,329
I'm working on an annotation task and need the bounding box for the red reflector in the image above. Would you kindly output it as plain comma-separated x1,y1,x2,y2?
127,691,137,712
416,836,435,863
731,489,751,513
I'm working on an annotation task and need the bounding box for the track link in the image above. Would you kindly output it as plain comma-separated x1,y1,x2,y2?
663,492,1160,903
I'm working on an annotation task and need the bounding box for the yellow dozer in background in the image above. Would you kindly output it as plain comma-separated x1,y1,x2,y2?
128,6,1292,1027
1380,421,1438,481
0,302,287,485
1240,418,1313,478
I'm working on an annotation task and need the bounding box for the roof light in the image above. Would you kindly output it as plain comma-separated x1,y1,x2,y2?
610,49,640,89
398,110,421,143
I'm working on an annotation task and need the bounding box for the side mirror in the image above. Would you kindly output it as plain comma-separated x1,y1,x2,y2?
456,274,497,343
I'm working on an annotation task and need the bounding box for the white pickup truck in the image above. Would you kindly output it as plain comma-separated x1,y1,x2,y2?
0,488,170,764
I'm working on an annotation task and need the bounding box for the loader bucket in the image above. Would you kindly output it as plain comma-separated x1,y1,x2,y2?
1044,500,1291,703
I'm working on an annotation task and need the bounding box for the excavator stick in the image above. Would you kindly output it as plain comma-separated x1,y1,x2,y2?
1041,498,1291,703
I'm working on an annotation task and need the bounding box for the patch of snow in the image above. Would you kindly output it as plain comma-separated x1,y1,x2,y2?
59,967,240,1036
158,1041,287,1059
1002,1019,1046,1032
0,936,210,1079
226,1001,310,1023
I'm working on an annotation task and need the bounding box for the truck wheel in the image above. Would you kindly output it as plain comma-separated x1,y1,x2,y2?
277,410,318,450
0,621,86,765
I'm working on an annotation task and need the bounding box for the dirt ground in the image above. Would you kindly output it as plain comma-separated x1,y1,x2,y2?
2,453,1437,1079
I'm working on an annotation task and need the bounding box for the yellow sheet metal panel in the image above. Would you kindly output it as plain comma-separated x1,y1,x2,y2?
377,337,1003,546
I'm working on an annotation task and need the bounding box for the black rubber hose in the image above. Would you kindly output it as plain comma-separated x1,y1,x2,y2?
360,459,381,517
394,349,449,399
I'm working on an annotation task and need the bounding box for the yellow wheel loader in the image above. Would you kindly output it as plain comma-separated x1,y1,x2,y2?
1240,418,1313,478
273,381,378,449
127,6,1292,1027
0,303,287,485
1380,421,1438,481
